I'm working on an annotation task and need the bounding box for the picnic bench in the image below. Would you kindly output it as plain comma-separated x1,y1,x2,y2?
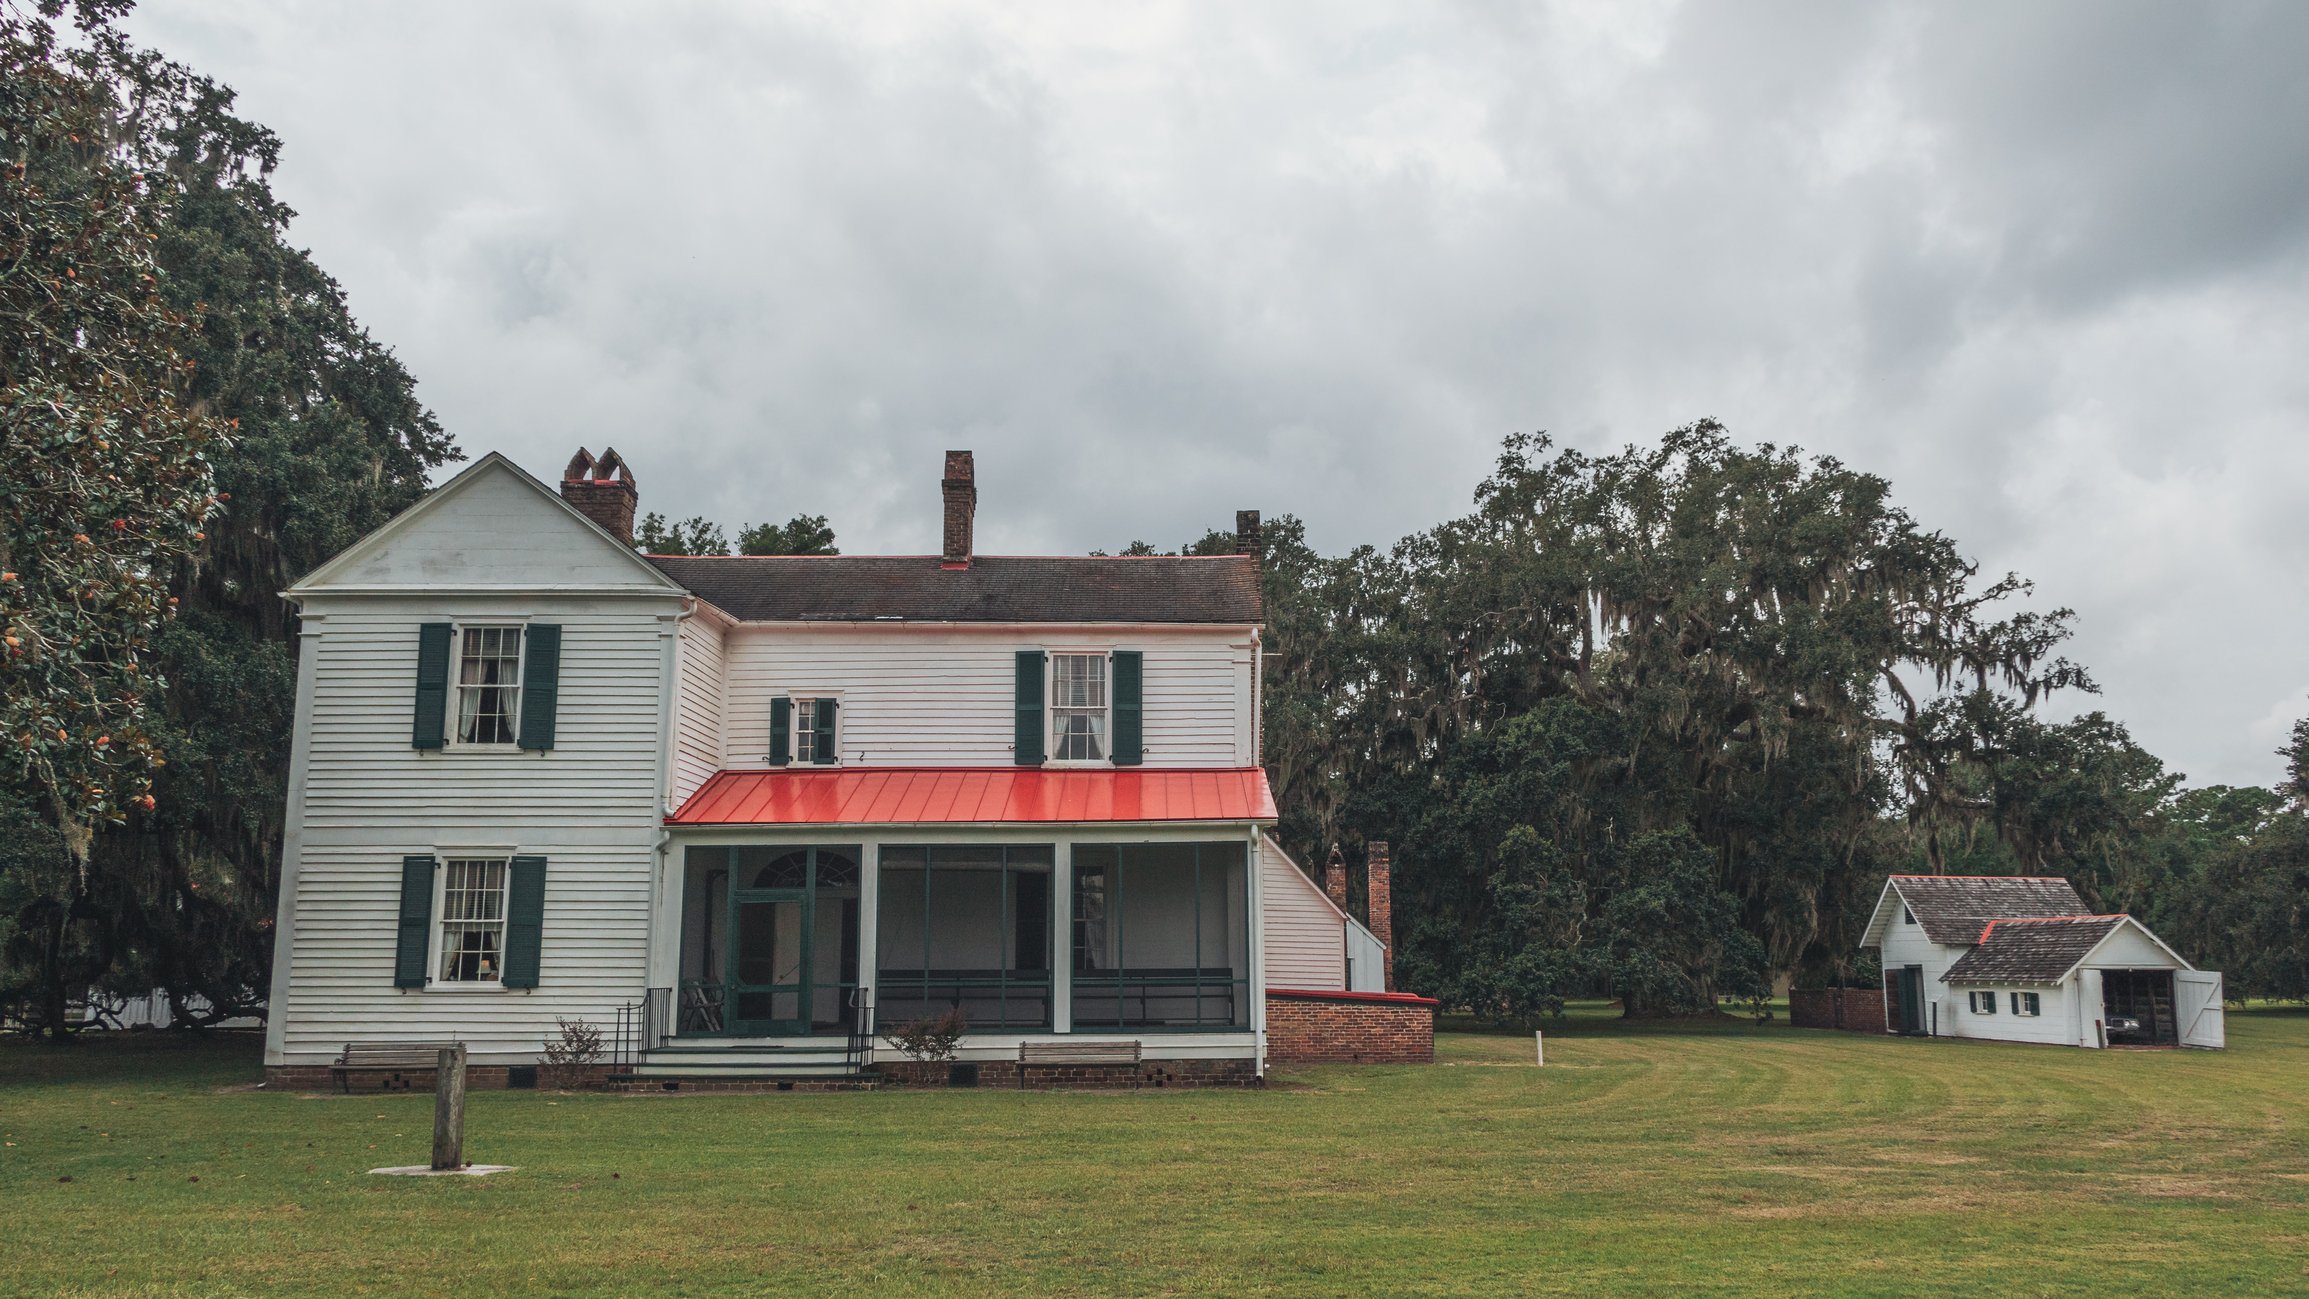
333,1042,458,1093
1018,1039,1142,1089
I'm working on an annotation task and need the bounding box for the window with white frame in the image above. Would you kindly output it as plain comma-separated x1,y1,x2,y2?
454,626,523,745
2010,991,2041,1017
439,858,510,982
1050,653,1108,761
795,698,830,763
1969,990,1997,1014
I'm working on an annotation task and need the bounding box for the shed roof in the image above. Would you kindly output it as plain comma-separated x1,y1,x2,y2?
1886,875,2088,946
1940,916,2126,985
645,554,1262,624
668,766,1277,826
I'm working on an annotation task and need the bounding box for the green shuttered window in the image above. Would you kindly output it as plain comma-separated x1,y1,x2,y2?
393,855,437,988
1111,650,1144,766
770,696,792,765
502,856,547,989
411,624,452,749
517,624,561,751
1014,650,1046,766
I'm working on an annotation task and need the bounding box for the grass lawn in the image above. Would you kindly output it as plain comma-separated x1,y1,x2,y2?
4,1008,2306,1297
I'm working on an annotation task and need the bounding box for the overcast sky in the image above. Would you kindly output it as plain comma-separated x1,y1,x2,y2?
128,2,2309,788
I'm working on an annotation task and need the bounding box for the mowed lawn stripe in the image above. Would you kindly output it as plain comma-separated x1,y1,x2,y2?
3,1009,2305,1297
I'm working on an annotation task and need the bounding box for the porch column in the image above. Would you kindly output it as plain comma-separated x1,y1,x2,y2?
1052,841,1072,1033
859,840,880,1034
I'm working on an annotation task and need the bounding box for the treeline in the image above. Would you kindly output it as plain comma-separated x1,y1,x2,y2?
1237,427,2309,1015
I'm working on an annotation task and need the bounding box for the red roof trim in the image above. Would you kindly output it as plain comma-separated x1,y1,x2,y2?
668,766,1279,826
1889,874,2076,882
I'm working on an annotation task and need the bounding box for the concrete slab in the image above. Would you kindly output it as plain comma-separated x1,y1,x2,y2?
367,1164,515,1177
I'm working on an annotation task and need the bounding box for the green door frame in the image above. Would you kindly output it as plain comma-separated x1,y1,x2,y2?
717,845,864,1038
1898,965,1926,1035
727,885,812,1036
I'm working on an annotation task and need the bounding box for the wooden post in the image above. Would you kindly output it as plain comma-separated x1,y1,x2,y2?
431,1044,467,1171
1534,1031,1544,1067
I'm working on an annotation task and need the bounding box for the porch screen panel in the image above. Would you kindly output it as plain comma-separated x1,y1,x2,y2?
1071,842,1249,1030
875,845,1052,1029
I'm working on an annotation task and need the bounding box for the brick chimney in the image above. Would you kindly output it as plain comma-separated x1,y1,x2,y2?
561,447,638,546
1236,509,1262,564
1325,844,1349,913
941,449,976,567
1367,840,1393,991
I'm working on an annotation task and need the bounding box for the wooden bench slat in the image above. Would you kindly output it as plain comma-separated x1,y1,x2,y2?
332,1042,462,1091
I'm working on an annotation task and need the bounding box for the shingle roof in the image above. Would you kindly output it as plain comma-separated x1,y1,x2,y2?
1888,875,2088,946
1940,916,2125,985
644,554,1263,624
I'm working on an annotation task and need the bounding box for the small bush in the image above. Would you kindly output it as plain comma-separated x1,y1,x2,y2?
888,1005,969,1063
541,1017,605,1089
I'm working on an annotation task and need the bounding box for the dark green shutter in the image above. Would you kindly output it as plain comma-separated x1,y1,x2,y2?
502,856,546,989
812,697,838,764
517,624,562,752
393,855,436,988
1111,650,1143,766
1014,650,1045,766
770,697,792,765
412,624,452,749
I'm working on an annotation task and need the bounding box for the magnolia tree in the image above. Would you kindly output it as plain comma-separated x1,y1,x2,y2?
2,0,225,1032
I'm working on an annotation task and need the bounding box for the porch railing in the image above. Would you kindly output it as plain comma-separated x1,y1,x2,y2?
846,987,876,1074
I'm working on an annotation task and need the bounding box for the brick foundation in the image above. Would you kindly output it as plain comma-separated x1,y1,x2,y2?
264,1062,615,1092
1789,986,1890,1035
879,1057,1258,1089
1265,989,1437,1064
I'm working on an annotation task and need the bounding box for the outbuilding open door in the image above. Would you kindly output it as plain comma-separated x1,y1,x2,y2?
2174,970,2225,1049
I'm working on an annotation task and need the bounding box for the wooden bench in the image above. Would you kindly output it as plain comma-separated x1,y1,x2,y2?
333,1042,457,1093
1018,1040,1142,1089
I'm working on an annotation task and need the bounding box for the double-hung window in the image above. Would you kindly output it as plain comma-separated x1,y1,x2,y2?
1050,653,1108,762
438,858,510,983
454,626,523,745
796,698,829,763
2010,991,2041,1017
1969,990,1997,1014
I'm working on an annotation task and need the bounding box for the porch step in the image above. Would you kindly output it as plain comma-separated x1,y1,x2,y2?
629,1045,865,1078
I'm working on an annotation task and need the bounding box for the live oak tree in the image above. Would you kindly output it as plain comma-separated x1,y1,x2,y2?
1,0,226,1035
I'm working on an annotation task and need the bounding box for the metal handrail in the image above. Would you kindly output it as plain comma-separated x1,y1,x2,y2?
845,987,876,1073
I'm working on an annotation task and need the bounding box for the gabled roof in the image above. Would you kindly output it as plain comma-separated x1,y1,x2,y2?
668,766,1277,826
644,554,1262,625
1940,916,2126,984
286,453,686,597
1863,875,2089,947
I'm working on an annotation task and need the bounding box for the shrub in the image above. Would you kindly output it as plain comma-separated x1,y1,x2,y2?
888,1005,969,1064
541,1017,605,1089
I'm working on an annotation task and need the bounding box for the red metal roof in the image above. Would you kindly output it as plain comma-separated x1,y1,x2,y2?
669,767,1278,826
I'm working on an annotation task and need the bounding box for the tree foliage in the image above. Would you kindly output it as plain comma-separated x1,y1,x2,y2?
2,0,453,1034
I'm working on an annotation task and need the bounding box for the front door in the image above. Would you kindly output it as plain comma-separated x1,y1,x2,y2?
717,845,862,1038
728,888,811,1036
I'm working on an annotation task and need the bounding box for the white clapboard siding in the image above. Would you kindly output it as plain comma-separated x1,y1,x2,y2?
719,624,1256,769
1943,982,2080,1046
671,615,726,807
279,592,678,1064
1259,834,1346,990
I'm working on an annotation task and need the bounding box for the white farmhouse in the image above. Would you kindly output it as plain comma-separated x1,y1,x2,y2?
1860,875,2223,1049
263,447,1410,1090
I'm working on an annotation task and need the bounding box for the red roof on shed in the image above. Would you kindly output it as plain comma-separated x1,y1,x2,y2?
669,767,1278,826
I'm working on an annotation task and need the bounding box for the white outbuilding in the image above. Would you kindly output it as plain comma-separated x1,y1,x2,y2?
1859,875,2223,1049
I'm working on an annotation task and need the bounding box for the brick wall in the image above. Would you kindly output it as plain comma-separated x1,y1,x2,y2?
879,1057,1259,1089
1265,990,1437,1064
1788,986,1890,1035
265,1062,615,1092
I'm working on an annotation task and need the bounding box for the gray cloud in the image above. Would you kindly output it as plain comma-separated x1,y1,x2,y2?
130,0,2309,785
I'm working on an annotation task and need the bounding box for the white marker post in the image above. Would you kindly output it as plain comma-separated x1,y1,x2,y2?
1534,1031,1544,1067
